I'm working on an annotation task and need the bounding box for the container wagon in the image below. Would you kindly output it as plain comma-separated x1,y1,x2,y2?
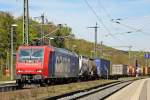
111,64,128,79
141,66,145,76
94,58,110,79
79,56,90,76
88,58,97,77
79,56,97,79
127,65,136,76
145,67,150,75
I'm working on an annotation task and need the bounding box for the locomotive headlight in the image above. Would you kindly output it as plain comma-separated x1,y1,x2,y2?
17,70,21,73
36,70,42,73
17,70,23,73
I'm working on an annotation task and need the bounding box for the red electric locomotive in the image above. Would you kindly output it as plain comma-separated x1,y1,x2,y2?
16,45,79,87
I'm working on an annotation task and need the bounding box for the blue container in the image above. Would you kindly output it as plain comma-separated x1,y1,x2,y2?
48,46,79,78
94,58,110,77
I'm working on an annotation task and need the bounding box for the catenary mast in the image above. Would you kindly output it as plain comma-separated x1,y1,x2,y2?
23,0,29,45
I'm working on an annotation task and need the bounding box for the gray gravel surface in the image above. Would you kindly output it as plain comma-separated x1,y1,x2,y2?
106,78,149,100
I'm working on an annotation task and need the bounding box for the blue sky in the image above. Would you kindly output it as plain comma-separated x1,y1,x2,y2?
0,0,150,51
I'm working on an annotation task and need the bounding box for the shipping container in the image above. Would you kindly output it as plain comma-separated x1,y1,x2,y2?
88,59,97,76
127,65,136,76
94,58,110,78
111,64,127,75
136,67,142,76
141,66,145,75
79,56,97,76
144,67,150,75
53,48,79,78
79,56,89,76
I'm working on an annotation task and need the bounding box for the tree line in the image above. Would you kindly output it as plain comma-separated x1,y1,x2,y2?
0,11,74,67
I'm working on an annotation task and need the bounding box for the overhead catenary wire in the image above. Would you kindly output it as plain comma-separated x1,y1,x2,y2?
97,0,114,20
84,0,126,44
84,0,111,34
96,0,149,49
97,0,120,33
97,0,134,36
37,26,60,40
111,20,150,36
97,0,150,37
105,31,139,37
97,0,123,37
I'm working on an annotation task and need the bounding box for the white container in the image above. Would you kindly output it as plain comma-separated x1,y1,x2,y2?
111,64,128,75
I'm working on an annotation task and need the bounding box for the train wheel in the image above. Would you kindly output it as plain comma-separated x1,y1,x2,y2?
40,80,46,87
46,79,51,85
16,79,24,89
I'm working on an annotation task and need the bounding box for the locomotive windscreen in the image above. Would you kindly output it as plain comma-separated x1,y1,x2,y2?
18,48,44,63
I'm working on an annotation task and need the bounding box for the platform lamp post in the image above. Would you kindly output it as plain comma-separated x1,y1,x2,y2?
11,24,18,80
47,37,55,45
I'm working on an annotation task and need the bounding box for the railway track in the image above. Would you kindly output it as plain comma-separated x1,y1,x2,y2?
0,77,145,94
43,80,134,100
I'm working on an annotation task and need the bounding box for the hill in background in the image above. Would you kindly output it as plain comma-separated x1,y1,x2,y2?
65,38,148,66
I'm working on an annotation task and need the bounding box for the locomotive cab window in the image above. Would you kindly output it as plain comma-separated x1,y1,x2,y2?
19,49,31,62
18,48,44,62
31,49,44,62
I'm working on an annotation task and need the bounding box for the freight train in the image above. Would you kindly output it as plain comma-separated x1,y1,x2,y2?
15,45,110,87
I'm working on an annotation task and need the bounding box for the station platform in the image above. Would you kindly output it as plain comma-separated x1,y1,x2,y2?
106,78,150,100
0,81,16,85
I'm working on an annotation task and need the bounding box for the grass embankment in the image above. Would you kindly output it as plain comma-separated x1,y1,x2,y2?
0,80,116,100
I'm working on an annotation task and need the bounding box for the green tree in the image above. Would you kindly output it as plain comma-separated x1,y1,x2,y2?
0,11,14,61
15,17,40,47
51,24,73,48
